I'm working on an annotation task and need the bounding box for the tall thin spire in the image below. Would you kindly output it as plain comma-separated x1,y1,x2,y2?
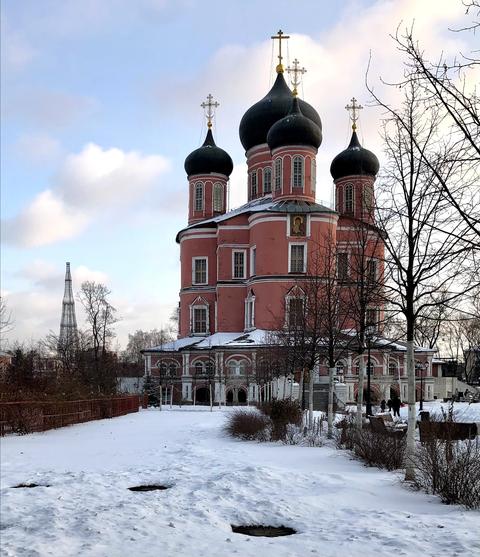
59,262,78,346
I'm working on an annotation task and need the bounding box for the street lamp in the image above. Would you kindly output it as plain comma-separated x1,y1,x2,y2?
365,325,375,417
416,362,427,411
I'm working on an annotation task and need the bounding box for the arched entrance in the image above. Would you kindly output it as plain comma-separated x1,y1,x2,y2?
226,389,234,405
237,388,247,404
195,387,209,404
390,385,400,399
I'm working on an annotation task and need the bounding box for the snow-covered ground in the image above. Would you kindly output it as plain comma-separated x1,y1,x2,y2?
399,400,480,423
1,407,479,557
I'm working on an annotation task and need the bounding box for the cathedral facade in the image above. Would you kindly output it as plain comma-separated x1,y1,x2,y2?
142,36,437,406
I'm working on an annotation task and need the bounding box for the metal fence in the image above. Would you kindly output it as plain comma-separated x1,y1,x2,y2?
0,395,145,436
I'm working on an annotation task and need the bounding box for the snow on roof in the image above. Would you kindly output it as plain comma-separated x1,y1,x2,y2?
176,197,335,241
144,329,275,353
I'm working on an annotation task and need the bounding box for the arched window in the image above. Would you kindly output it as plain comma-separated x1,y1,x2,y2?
158,362,168,376
227,360,247,376
263,167,272,194
245,293,255,330
274,158,282,191
194,182,204,212
389,360,398,376
292,156,304,189
311,159,316,194
363,185,373,213
194,361,204,376
344,183,353,213
250,171,258,198
168,363,177,378
205,360,215,376
213,183,223,212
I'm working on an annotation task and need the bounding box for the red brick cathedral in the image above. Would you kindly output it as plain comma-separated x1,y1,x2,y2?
143,33,436,406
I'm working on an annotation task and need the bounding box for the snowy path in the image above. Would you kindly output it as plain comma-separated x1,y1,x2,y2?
1,408,479,557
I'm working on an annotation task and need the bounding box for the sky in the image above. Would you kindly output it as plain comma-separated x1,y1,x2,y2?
1,0,477,349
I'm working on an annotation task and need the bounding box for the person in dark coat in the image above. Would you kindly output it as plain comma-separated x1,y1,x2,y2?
387,399,392,412
380,399,386,412
391,396,401,418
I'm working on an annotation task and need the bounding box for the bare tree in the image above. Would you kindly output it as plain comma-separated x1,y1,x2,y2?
78,281,119,392
372,12,480,244
124,329,173,364
371,81,475,481
342,218,386,428
0,297,14,339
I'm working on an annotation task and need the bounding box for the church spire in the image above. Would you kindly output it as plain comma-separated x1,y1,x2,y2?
59,262,78,347
271,29,290,74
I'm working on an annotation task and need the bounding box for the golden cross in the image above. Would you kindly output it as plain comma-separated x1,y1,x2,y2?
201,94,220,129
286,58,306,96
271,29,290,74
345,97,363,131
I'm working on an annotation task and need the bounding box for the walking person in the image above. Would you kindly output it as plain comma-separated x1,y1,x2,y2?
391,396,401,418
380,399,386,412
387,398,392,413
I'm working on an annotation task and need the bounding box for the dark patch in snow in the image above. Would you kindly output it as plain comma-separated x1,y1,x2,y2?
128,484,170,492
231,524,296,537
12,483,50,489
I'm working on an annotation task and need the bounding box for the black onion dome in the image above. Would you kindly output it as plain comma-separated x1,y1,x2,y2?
239,72,322,152
184,129,234,177
267,97,322,150
330,131,379,180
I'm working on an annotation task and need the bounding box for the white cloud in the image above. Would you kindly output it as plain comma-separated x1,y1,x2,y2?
3,144,171,248
4,190,88,248
58,143,169,209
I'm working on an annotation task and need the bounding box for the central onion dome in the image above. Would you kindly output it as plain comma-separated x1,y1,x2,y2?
239,72,321,152
184,128,233,177
267,97,322,150
330,131,379,180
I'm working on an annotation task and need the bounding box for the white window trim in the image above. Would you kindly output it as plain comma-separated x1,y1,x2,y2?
250,171,257,198
250,246,256,277
291,155,304,191
311,158,316,195
288,242,307,273
244,294,255,331
274,157,283,191
344,182,354,213
192,256,208,285
212,182,223,212
232,249,247,279
263,167,272,194
285,294,305,328
194,181,204,212
190,304,209,336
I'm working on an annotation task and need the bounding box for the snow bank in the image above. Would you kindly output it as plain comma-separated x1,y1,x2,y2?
1,408,479,556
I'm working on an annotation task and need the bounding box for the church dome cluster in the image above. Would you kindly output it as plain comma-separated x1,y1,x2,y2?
184,128,233,177
239,72,322,152
330,130,379,181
